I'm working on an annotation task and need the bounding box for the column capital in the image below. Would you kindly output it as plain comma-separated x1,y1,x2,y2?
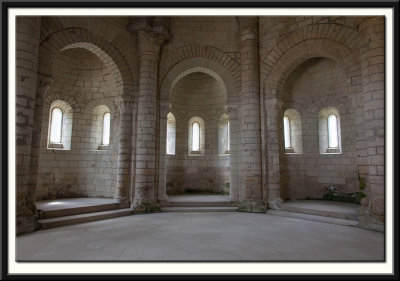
128,16,171,58
237,16,258,39
137,30,167,58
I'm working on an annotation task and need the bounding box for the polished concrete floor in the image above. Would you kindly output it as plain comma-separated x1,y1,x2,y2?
16,212,384,261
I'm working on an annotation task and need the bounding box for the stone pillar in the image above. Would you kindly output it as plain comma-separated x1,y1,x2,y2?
264,98,284,210
115,95,135,208
26,74,54,211
16,17,41,234
358,17,385,230
227,105,239,202
131,24,167,212
157,102,171,204
237,17,265,212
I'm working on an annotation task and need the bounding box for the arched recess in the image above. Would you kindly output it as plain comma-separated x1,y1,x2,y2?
158,57,240,202
261,23,360,76
263,39,354,100
160,57,240,104
38,27,134,96
32,27,135,201
262,38,360,204
160,44,241,93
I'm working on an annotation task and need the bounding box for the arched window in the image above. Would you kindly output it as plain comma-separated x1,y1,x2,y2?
227,121,230,152
283,116,291,149
327,114,339,148
49,107,63,143
319,107,341,154
192,122,200,151
166,112,176,155
102,112,111,145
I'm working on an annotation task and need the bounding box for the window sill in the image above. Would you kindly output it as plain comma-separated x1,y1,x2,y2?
97,145,110,150
285,148,294,153
326,148,341,154
47,143,64,149
189,151,202,156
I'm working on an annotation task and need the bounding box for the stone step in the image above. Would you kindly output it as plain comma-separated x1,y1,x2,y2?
280,203,359,221
37,202,120,219
163,201,239,208
267,210,359,227
161,206,238,212
38,208,133,230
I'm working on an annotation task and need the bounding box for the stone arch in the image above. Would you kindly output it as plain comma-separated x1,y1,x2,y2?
44,92,81,113
262,23,360,73
263,39,355,101
84,98,118,118
160,54,240,104
38,27,134,96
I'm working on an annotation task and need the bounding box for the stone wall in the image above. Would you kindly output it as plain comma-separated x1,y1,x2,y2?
14,15,386,234
36,48,120,200
279,57,359,200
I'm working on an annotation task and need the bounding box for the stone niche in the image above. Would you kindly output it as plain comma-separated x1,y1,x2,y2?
166,72,230,195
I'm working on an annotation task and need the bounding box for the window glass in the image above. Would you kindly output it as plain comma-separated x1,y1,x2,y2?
328,114,338,148
283,116,291,148
50,107,62,143
227,121,230,151
167,113,176,155
192,122,200,151
102,112,110,145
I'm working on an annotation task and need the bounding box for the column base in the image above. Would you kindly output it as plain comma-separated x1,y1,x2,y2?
132,202,162,214
237,199,266,213
267,197,284,210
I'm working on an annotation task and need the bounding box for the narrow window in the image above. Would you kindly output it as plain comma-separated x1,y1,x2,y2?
328,114,338,148
192,122,200,151
227,121,230,151
49,107,63,143
102,112,110,145
166,113,176,155
283,116,291,148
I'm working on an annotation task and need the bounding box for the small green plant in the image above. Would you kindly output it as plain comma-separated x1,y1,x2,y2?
358,173,366,190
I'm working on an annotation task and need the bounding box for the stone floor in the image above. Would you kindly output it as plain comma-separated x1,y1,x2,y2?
16,211,384,261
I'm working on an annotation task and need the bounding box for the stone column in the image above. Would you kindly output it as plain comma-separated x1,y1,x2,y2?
227,105,239,202
157,102,171,204
237,17,265,212
26,74,54,211
132,29,166,212
115,95,134,208
357,17,385,230
16,17,41,234
264,98,284,210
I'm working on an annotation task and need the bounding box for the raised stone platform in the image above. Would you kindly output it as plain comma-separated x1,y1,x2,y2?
267,199,360,226
161,194,239,212
35,198,133,229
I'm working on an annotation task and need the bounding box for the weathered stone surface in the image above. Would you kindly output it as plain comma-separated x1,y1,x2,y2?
14,16,385,234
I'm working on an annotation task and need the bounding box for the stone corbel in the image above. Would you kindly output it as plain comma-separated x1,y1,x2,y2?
160,102,172,118
226,104,238,119
37,73,54,97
